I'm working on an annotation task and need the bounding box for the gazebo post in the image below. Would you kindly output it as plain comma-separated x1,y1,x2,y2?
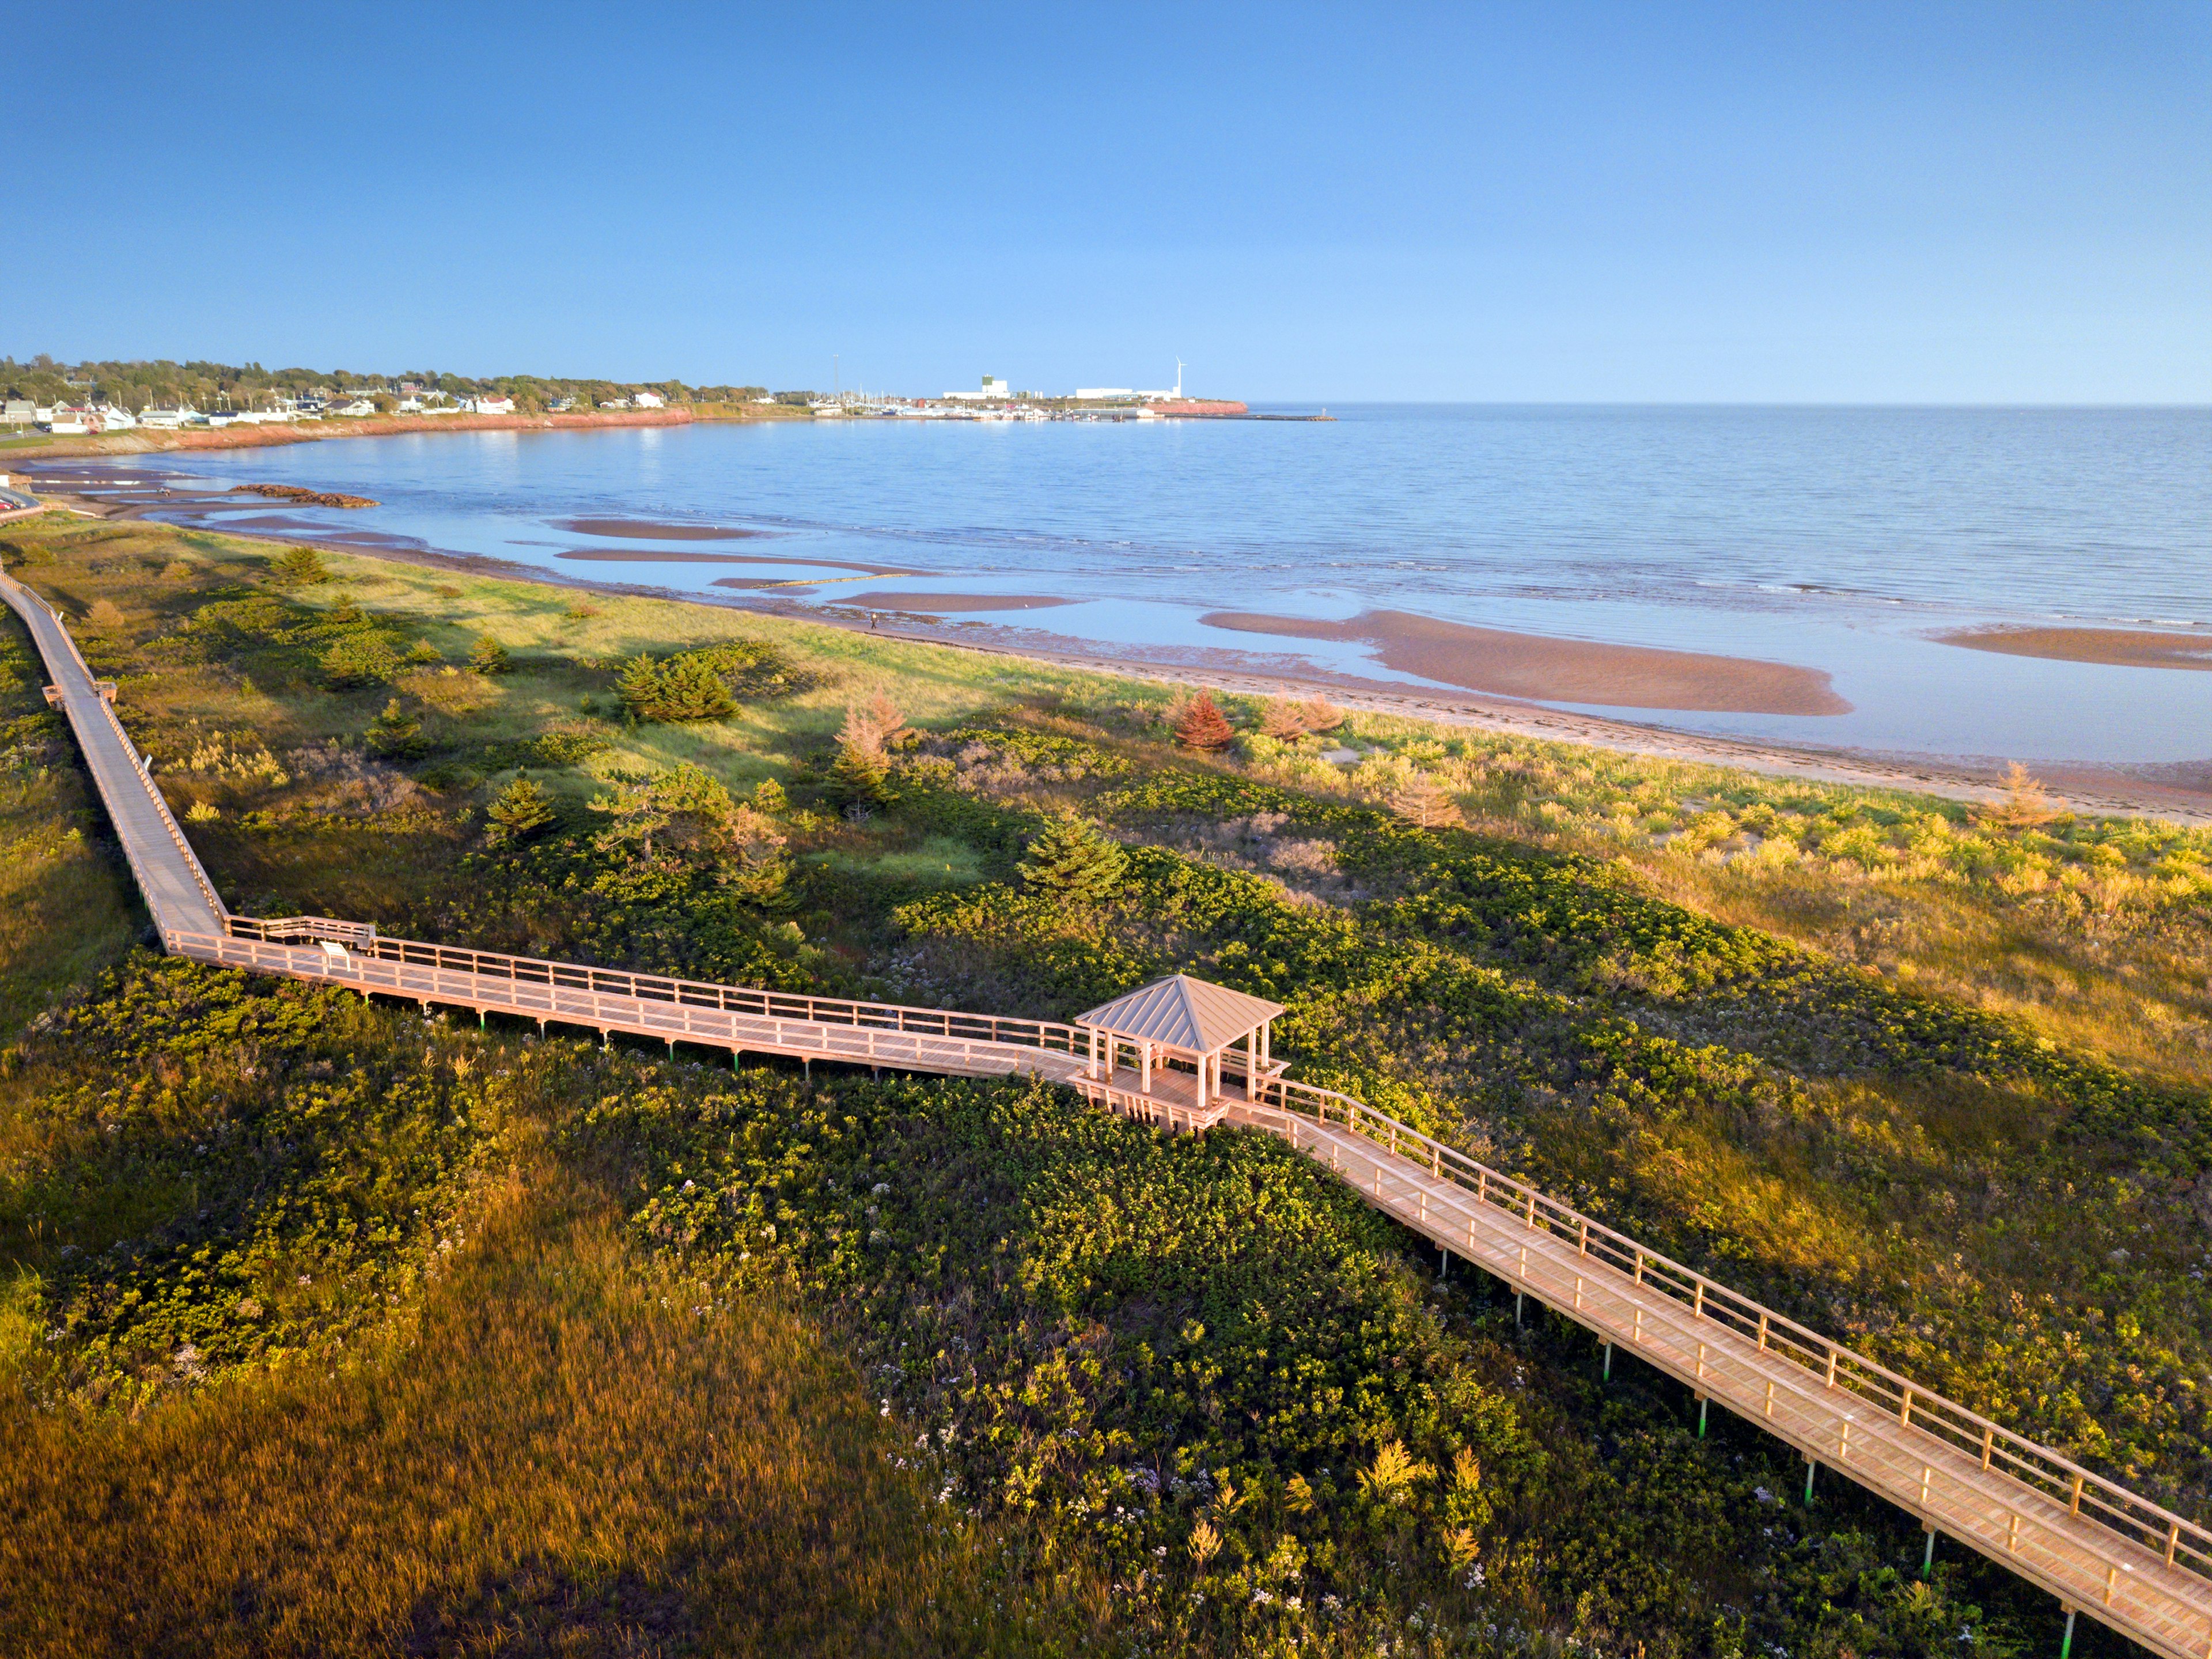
1140,1041,1151,1095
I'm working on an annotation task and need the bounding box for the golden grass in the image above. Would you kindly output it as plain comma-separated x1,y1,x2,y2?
0,1168,1090,1657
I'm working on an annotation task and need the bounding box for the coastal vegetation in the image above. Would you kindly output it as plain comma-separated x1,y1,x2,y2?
1,512,2206,1656
1,353,782,418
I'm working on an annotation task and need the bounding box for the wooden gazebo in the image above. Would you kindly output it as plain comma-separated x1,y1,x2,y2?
1075,974,1287,1124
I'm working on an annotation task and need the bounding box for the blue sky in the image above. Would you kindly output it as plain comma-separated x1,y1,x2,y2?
10,2,2208,402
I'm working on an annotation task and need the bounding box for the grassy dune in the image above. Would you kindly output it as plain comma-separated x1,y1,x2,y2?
1,512,2205,1657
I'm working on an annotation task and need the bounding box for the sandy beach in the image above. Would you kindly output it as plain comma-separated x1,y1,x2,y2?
1205,609,1850,715
1938,624,2212,671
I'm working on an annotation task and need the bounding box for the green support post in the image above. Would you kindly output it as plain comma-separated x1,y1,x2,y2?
2059,1608,2075,1659
1922,1527,1936,1578
1602,1342,1613,1380
1697,1397,1708,1438
1515,1290,1524,1326
1804,1458,1816,1504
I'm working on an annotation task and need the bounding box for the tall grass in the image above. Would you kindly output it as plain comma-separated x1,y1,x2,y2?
0,1168,1091,1657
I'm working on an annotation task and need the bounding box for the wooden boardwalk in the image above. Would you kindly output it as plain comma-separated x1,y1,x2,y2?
5,565,2209,1659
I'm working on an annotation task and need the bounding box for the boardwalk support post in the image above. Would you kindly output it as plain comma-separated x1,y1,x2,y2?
2060,1608,2075,1659
1602,1341,1613,1380
1804,1458,1816,1505
478,1009,486,1029
1923,1526,1936,1578
1515,1290,1524,1327
1697,1396,1708,1438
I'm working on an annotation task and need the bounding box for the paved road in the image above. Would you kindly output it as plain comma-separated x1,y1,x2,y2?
0,567,226,934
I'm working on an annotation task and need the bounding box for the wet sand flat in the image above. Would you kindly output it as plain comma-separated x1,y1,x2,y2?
836,590,1076,612
1203,609,1850,715
552,517,762,540
558,548,915,574
1937,625,2212,671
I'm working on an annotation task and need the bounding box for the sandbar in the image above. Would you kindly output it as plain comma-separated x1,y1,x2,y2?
836,591,1077,612
1202,609,1850,715
558,548,915,575
1937,625,2212,672
552,517,763,540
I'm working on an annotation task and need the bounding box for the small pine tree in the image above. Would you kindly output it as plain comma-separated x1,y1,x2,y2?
1259,698,1309,742
365,698,426,759
468,634,510,675
1388,771,1459,830
273,546,329,584
616,653,665,719
1989,761,2062,828
751,778,790,815
826,740,890,810
1018,813,1129,904
1298,696,1345,733
1171,689,1235,750
484,774,555,847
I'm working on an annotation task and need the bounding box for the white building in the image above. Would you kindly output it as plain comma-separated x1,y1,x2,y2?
945,376,1013,402
468,394,516,414
336,398,377,418
139,407,194,429
1073,387,1135,402
632,389,666,409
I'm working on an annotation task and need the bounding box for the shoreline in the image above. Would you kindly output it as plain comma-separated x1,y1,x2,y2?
19,482,2211,827
1,404,745,461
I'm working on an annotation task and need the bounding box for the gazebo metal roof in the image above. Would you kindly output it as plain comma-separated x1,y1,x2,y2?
1074,974,1285,1054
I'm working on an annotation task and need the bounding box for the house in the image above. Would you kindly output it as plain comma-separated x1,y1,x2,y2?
91,406,138,431
41,407,91,434
139,407,194,429
2,399,35,426
631,389,666,409
548,396,577,412
336,398,377,418
468,393,515,415
599,396,631,410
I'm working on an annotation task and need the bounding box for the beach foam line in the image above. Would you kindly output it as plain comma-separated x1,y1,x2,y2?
1202,609,1850,715
1936,624,2212,671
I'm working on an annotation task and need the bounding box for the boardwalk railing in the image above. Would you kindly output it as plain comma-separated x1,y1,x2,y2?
1246,1078,2212,1596
218,914,1097,1055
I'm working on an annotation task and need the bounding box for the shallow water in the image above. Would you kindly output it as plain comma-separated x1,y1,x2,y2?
52,405,2212,763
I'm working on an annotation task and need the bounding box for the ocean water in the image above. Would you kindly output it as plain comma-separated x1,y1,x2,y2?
67,405,2212,763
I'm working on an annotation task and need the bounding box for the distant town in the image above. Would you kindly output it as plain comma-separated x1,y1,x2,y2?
0,355,1255,435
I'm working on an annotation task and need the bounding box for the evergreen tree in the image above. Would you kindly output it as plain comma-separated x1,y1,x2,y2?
1298,696,1346,733
1387,771,1460,830
272,546,328,584
1171,689,1235,750
1018,812,1129,904
825,740,890,811
483,774,555,846
364,698,426,759
1259,698,1310,741
468,634,510,674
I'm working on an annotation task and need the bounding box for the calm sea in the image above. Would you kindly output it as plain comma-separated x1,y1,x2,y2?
71,405,2212,764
